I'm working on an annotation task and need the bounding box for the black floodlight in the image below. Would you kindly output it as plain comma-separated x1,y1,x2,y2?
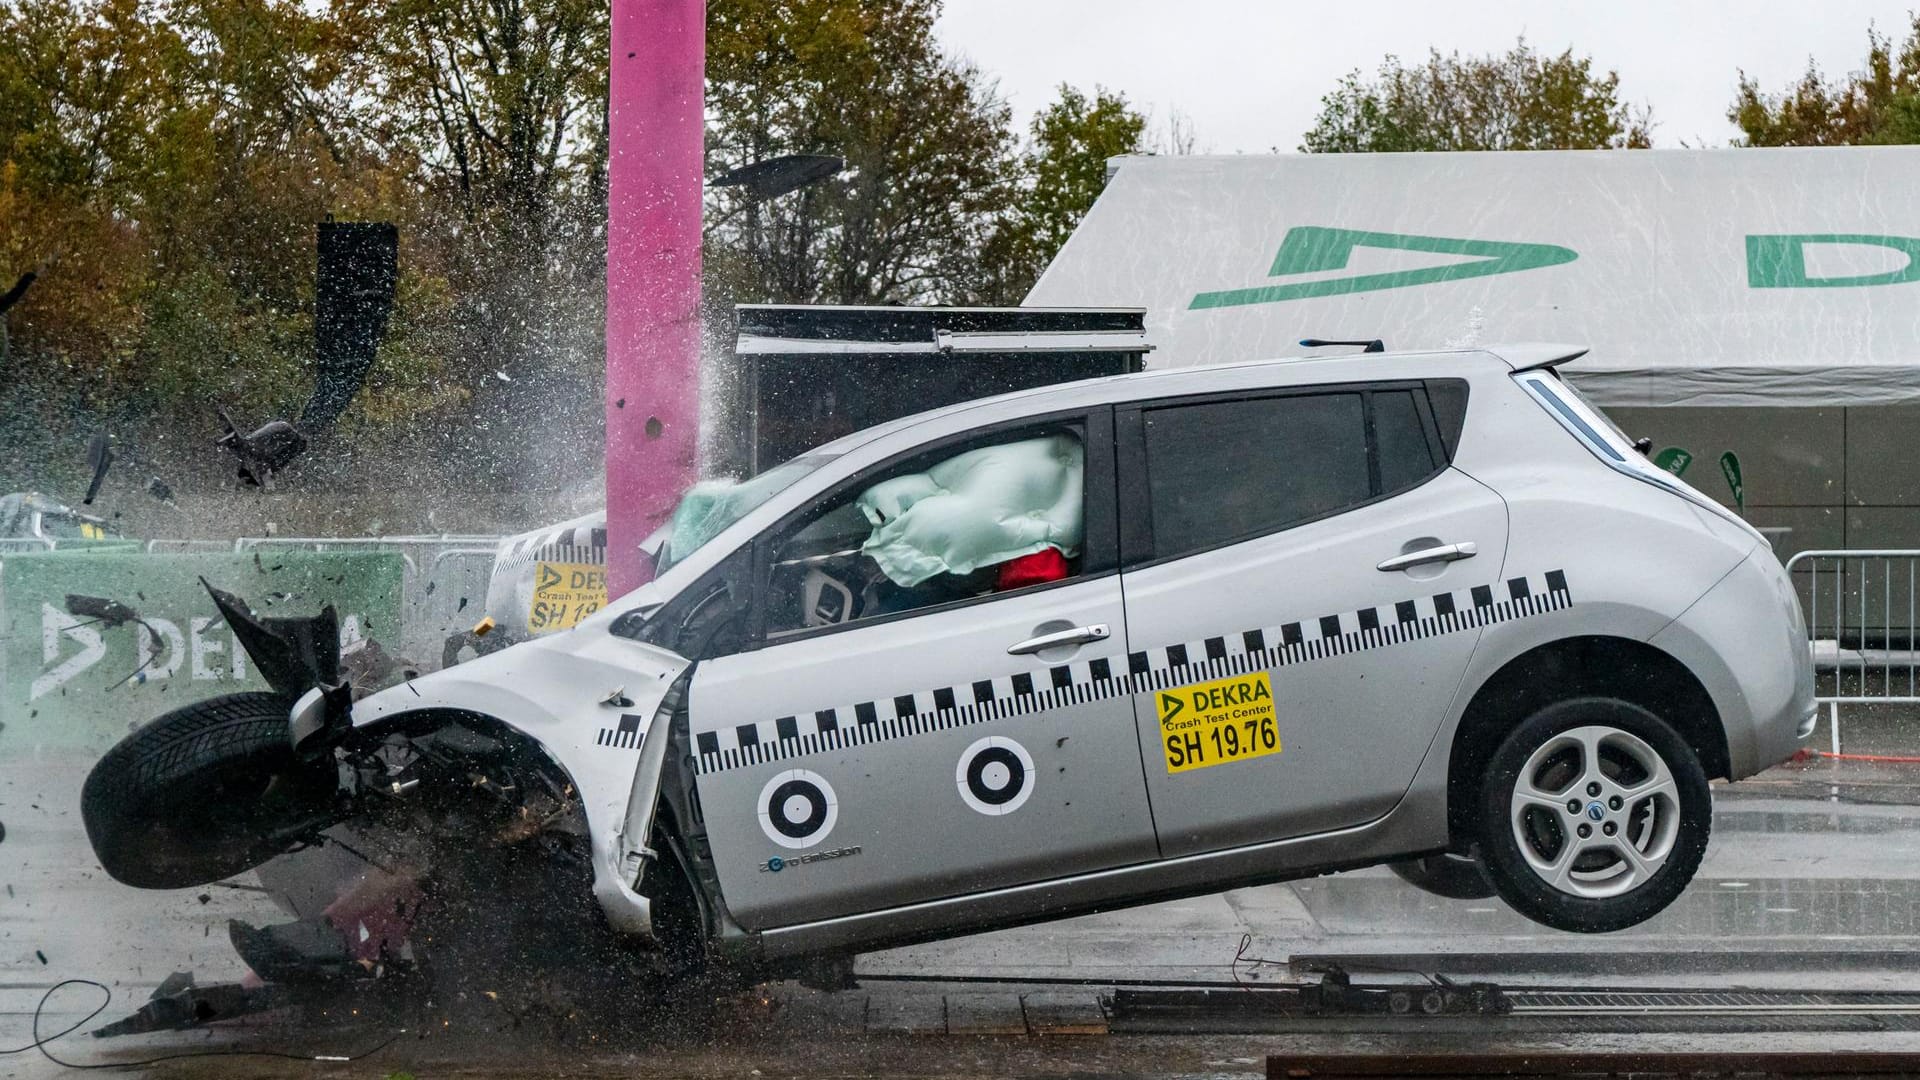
712,154,846,200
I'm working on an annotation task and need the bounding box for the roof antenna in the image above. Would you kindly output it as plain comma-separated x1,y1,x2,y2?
1300,338,1385,353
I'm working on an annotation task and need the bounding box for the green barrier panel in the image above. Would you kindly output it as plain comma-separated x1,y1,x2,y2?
0,551,404,755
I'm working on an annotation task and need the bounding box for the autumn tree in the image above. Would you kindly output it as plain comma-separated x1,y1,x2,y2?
968,85,1147,305
703,0,1019,306
1301,39,1653,152
1730,15,1920,145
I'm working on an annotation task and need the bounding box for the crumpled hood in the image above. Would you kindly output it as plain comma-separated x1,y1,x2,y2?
352,624,691,934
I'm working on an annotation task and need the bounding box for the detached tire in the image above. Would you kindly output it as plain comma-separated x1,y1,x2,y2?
82,692,335,889
1474,697,1711,933
1388,852,1497,900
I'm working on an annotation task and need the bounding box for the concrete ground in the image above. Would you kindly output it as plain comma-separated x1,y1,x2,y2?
8,709,1920,1077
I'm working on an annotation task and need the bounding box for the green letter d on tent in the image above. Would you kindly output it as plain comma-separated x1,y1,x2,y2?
1190,226,1578,310
1747,234,1920,288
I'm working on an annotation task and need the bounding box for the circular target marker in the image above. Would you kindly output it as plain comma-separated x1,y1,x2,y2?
956,736,1034,816
757,769,838,849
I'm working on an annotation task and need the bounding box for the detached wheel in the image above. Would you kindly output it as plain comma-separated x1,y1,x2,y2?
1388,852,1496,900
1474,698,1711,933
82,692,336,889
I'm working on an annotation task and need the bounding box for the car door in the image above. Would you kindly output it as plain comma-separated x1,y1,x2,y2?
1116,381,1515,858
686,408,1158,931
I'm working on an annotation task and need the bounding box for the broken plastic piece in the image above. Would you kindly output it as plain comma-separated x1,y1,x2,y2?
215,408,308,489
66,594,139,628
83,432,114,504
203,580,342,701
857,434,1084,587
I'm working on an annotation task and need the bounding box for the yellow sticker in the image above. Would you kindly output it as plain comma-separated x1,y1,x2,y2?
1158,671,1281,774
528,561,607,634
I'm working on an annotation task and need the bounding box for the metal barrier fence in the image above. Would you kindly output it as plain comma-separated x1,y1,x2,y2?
1783,550,1920,755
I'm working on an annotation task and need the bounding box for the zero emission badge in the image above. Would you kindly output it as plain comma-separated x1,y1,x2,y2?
1159,671,1280,774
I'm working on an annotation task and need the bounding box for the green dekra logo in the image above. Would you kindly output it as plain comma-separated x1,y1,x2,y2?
1190,226,1579,310
1747,234,1920,288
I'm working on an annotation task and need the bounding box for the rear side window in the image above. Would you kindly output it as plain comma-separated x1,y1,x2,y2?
1372,388,1437,494
1143,393,1369,557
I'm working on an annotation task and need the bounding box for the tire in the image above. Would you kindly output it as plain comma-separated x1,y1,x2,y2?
1388,852,1497,900
1473,697,1711,933
81,692,336,889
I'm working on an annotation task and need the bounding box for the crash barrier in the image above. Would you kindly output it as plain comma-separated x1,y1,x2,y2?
0,550,405,754
1784,550,1920,756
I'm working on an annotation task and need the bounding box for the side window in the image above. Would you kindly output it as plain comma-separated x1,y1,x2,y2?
1143,393,1369,559
761,425,1089,637
1372,388,1439,494
1425,378,1469,459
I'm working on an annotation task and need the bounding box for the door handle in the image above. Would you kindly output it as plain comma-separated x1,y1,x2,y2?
1007,624,1110,656
1376,541,1477,573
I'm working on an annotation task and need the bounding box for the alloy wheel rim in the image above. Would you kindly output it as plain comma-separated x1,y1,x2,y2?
1509,724,1682,899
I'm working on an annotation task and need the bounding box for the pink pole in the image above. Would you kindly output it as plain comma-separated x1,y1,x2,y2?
606,0,704,595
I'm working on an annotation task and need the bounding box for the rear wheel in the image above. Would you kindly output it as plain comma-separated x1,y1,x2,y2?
1474,697,1711,933
81,692,337,889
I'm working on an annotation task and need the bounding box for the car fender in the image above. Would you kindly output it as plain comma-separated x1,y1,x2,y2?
351,624,691,936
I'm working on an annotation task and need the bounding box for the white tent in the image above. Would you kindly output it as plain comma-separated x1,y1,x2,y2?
1026,148,1920,407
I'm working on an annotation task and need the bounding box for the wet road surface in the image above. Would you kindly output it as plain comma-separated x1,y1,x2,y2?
8,754,1920,1076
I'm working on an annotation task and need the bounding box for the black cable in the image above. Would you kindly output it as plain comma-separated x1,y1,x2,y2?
3,979,402,1071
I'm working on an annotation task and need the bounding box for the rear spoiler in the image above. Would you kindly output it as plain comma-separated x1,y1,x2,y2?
1493,344,1589,372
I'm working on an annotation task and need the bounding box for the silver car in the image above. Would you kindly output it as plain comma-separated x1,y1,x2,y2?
83,344,1816,989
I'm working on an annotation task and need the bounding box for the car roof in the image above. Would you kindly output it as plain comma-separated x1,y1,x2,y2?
809,343,1572,461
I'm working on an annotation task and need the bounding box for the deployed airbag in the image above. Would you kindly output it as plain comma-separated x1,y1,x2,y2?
857,434,1083,587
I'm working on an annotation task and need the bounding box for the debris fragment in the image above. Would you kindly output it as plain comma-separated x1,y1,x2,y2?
472,616,496,637
215,407,307,489
66,594,139,629
83,432,115,505
145,476,174,503
35,950,46,964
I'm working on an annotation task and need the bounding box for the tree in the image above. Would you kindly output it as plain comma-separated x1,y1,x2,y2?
968,85,1147,305
1730,16,1920,146
703,0,1019,306
1301,39,1653,152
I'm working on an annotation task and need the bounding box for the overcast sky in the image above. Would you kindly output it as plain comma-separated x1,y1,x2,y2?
935,1,1920,151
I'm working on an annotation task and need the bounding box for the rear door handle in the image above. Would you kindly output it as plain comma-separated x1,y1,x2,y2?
1008,624,1110,656
1376,541,1478,573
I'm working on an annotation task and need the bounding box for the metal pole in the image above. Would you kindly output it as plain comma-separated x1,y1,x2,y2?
606,0,705,595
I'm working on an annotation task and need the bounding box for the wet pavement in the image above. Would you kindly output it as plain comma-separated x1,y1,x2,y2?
8,753,1920,1076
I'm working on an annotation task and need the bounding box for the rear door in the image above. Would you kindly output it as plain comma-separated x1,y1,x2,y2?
1116,381,1518,857
686,408,1159,930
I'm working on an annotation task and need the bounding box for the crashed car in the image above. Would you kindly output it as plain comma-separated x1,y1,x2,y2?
81,344,1816,998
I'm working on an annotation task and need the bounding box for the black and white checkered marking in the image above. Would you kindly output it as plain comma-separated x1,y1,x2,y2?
596,713,645,750
496,523,609,573
693,569,1571,776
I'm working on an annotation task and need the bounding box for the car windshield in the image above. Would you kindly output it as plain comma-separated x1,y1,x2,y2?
654,451,839,575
